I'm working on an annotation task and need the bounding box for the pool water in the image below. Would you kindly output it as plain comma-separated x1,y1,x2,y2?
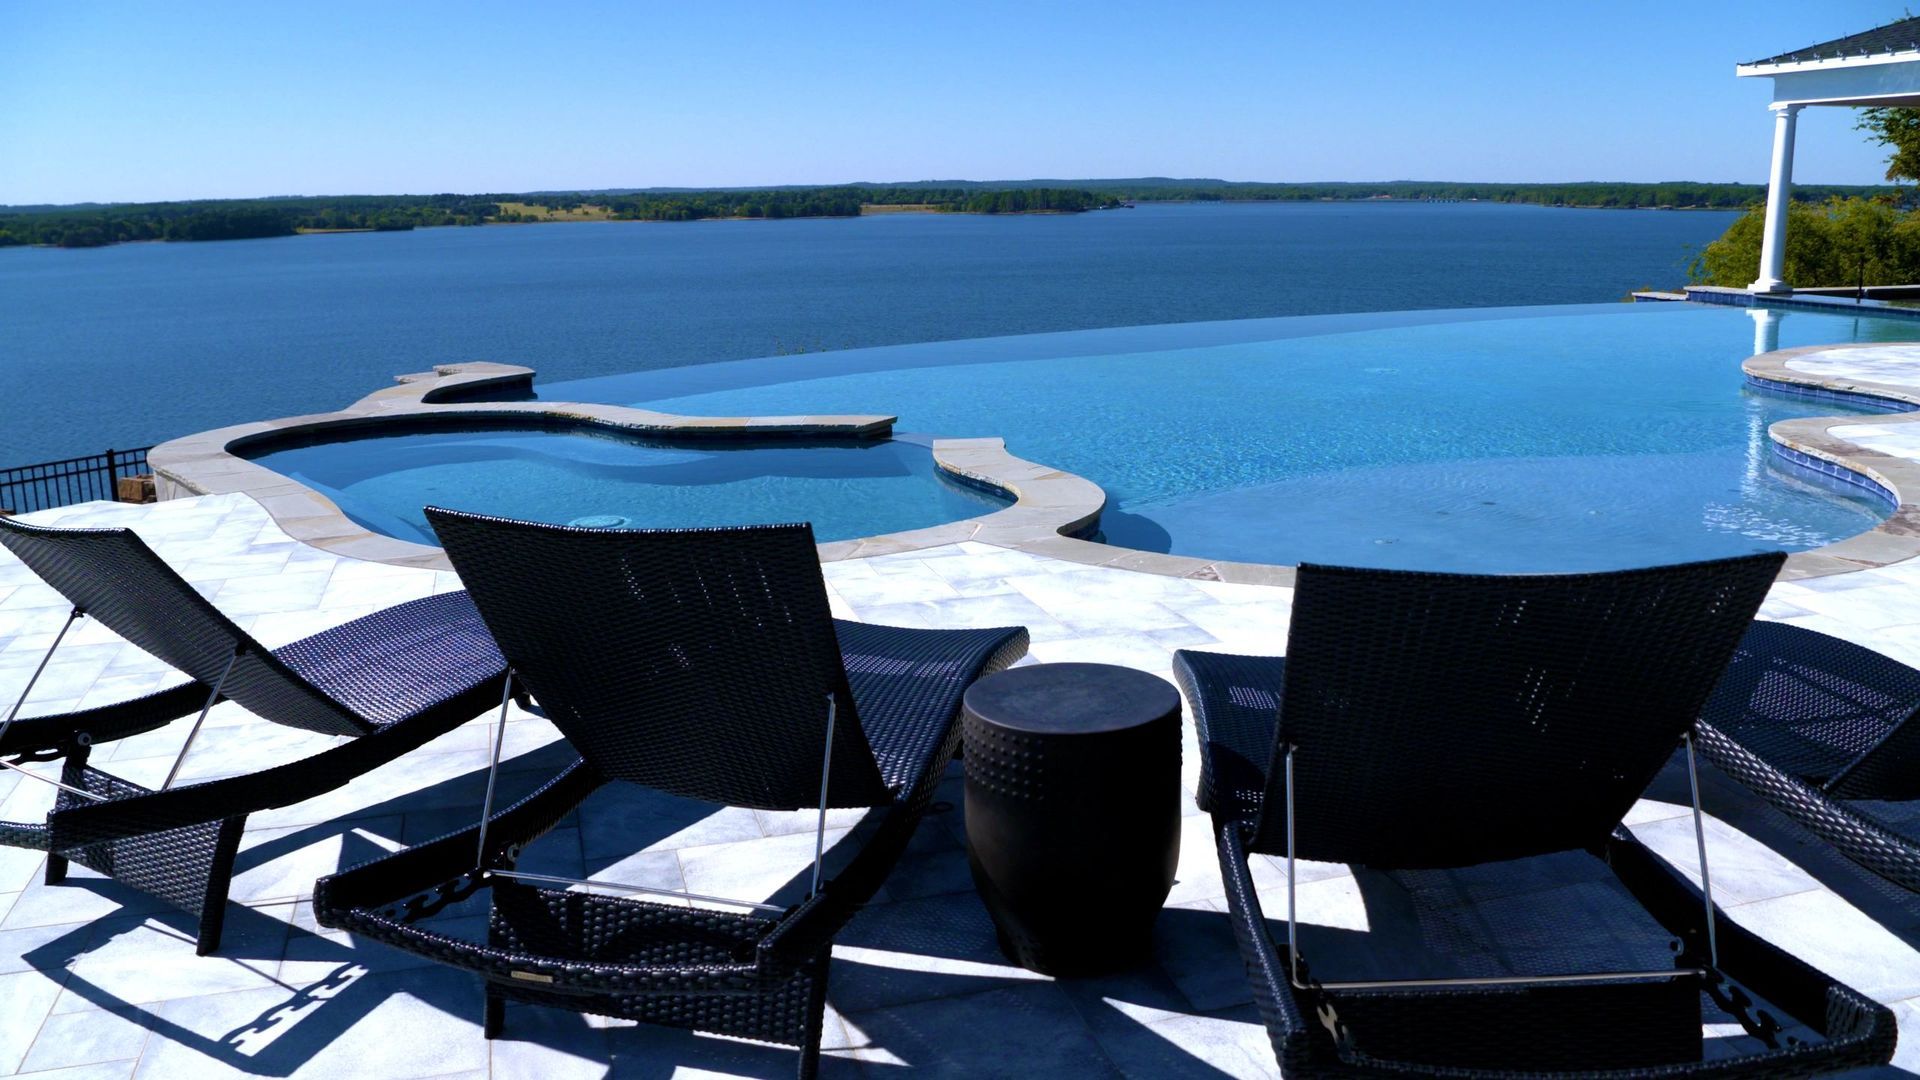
244,430,1010,545
527,302,1916,572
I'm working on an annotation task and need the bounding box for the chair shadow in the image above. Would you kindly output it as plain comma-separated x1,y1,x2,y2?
22,896,481,1077
15,737,733,1076
226,737,582,875
1642,749,1920,949
27,744,1230,1079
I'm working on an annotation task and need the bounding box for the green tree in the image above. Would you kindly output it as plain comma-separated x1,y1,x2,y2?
1690,196,1920,287
1857,107,1920,184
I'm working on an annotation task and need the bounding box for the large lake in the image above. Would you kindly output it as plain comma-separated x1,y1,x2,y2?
0,201,1738,464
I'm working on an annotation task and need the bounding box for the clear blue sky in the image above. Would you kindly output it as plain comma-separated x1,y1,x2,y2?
2,0,1913,204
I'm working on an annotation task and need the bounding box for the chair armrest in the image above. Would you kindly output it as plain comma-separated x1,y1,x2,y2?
0,680,208,758
314,757,599,919
1215,816,1320,1075
48,702,468,848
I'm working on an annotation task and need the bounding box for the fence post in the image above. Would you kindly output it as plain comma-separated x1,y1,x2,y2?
104,449,117,503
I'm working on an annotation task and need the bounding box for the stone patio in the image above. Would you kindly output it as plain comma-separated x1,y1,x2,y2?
5,470,1920,1075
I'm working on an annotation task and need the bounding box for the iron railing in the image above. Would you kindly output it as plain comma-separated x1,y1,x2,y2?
0,447,155,516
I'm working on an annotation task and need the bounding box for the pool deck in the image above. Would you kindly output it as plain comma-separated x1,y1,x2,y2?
9,346,1920,1076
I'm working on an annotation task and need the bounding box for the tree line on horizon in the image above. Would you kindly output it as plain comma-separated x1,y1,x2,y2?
0,193,503,248
2,177,1903,251
592,186,1116,220
0,186,1126,247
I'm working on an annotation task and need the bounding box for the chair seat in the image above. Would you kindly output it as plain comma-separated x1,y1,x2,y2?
836,618,1029,795
274,591,505,730
1170,649,1284,821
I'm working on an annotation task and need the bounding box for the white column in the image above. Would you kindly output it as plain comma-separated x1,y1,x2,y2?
1750,103,1802,293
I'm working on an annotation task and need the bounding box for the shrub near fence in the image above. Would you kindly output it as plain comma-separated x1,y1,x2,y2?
0,448,155,515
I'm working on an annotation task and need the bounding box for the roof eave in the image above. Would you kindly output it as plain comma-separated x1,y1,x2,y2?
1738,50,1920,77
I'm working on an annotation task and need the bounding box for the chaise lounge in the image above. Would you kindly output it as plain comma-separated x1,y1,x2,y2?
314,511,1030,1079
1698,618,1920,894
0,514,510,953
1173,554,1895,1077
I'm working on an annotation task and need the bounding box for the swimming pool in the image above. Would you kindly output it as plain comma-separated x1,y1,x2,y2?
520,302,1918,572
244,428,1010,545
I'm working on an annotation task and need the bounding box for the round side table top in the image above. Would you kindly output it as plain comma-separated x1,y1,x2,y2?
963,661,1180,736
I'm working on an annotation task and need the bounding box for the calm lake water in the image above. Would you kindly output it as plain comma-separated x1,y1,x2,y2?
0,202,1738,464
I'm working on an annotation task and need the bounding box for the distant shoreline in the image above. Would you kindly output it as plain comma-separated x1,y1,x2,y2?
0,191,1758,251
2,181,1794,250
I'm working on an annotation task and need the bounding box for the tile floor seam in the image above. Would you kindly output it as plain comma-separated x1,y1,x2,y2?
11,978,65,1078
5,1058,143,1080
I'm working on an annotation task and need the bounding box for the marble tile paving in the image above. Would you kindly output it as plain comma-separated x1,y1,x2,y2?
1789,346,1920,390
2,492,1920,1077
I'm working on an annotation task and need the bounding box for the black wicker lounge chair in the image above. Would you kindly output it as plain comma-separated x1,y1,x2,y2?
1173,554,1895,1078
313,510,1029,1079
1699,619,1920,894
0,515,509,954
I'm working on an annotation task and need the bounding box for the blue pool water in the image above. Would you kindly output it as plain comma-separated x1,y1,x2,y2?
245,430,1009,545
510,302,1916,572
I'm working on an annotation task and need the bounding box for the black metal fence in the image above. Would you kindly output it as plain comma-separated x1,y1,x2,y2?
0,447,155,516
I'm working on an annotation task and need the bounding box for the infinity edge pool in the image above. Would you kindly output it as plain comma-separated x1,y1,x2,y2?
147,309,1920,584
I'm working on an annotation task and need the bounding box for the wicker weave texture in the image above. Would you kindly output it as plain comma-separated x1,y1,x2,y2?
1698,621,1920,892
1704,620,1920,799
1238,554,1783,865
0,517,362,736
427,508,894,810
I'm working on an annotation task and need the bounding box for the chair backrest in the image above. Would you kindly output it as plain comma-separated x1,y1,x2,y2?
1705,619,1920,800
0,516,371,737
1252,553,1784,867
424,507,892,811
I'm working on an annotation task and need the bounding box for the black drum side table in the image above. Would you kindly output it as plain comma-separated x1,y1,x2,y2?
961,661,1182,976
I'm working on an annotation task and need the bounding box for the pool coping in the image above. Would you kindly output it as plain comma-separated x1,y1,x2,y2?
1742,343,1920,580
148,363,1111,571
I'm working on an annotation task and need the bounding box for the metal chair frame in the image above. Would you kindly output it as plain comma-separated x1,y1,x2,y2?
1,607,242,803
467,670,835,915
1279,734,1723,992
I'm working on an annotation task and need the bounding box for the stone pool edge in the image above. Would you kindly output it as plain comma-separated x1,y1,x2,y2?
148,363,1111,572
1743,343,1920,580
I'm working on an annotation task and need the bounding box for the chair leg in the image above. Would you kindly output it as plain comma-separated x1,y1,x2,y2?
194,902,228,957
192,816,249,956
797,954,830,1080
47,740,90,886
483,986,505,1039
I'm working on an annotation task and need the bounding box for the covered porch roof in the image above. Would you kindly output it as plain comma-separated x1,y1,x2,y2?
1738,16,1920,107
